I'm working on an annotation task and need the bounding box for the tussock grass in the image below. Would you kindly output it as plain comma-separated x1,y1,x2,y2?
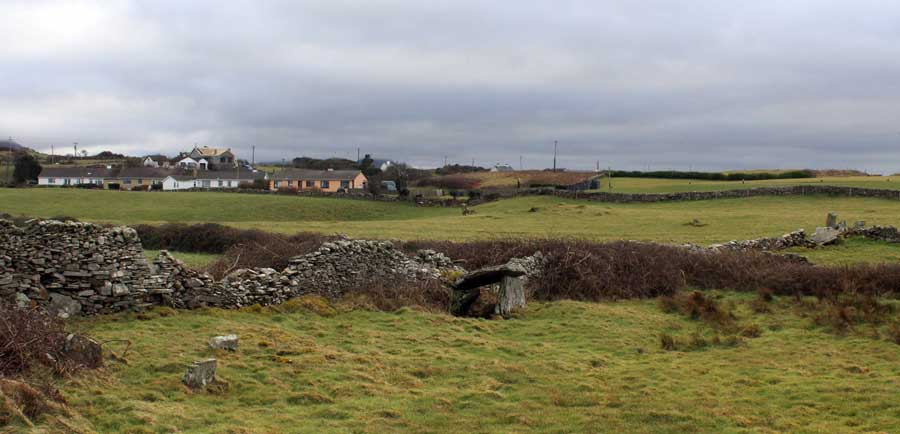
48,294,900,433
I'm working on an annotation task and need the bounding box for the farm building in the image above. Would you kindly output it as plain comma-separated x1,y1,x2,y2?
270,169,368,192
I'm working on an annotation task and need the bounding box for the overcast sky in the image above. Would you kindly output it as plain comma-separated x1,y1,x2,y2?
3,1,900,171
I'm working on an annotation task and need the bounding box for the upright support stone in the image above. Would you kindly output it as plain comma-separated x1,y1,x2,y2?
451,263,527,317
826,212,838,229
496,275,526,317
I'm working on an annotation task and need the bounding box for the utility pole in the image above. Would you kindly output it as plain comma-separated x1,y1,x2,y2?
608,166,613,192
6,136,12,185
357,147,360,163
520,155,523,171
553,140,558,172
73,142,78,161
471,158,475,167
443,155,447,167
251,145,255,166
51,145,55,164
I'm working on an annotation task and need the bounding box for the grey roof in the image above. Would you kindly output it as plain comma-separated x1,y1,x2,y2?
193,169,267,180
272,169,363,181
112,167,183,179
38,167,116,178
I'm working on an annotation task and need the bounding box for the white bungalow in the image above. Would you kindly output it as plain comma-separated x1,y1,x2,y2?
162,170,268,191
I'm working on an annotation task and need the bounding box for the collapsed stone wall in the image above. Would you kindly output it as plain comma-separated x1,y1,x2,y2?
0,219,156,316
157,240,463,309
703,230,813,252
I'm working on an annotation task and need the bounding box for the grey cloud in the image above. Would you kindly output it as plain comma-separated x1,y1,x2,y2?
2,0,900,171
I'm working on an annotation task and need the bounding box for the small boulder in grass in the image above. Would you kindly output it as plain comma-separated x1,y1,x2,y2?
209,334,239,351
183,359,217,389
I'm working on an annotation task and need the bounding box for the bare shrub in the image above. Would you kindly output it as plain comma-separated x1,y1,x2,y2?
0,305,75,377
206,232,333,278
415,175,480,190
339,278,451,313
657,291,735,328
135,223,278,253
888,323,900,345
409,239,900,301
659,334,677,351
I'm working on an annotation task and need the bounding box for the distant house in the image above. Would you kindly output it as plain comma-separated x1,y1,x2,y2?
189,146,236,170
103,167,179,190
176,157,209,170
491,164,515,172
142,155,171,168
37,167,115,187
270,169,367,192
357,157,395,172
162,169,268,191
381,180,397,192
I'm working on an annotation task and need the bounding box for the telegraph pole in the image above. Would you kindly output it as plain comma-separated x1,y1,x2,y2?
552,140,558,172
520,155,523,171
608,166,613,192
5,136,12,185
251,145,255,166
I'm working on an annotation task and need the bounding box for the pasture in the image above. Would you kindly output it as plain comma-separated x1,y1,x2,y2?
592,175,900,194
50,294,899,433
5,189,900,264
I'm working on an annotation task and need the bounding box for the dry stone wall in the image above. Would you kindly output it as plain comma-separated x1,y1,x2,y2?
525,184,900,203
1,219,464,315
0,219,156,316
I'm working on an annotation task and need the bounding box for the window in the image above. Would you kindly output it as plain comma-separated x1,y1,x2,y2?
123,179,132,185
340,180,350,189
288,180,293,187
217,180,222,187
275,180,281,187
137,178,143,184
306,180,314,188
48,178,55,184
320,180,330,189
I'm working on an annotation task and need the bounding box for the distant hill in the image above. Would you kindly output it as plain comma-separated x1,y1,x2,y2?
0,140,25,152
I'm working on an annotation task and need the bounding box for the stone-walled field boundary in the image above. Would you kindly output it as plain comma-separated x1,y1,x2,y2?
0,219,462,317
521,184,900,203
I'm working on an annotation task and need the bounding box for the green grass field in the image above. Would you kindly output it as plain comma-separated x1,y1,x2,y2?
49,294,898,433
6,189,900,264
592,175,900,194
